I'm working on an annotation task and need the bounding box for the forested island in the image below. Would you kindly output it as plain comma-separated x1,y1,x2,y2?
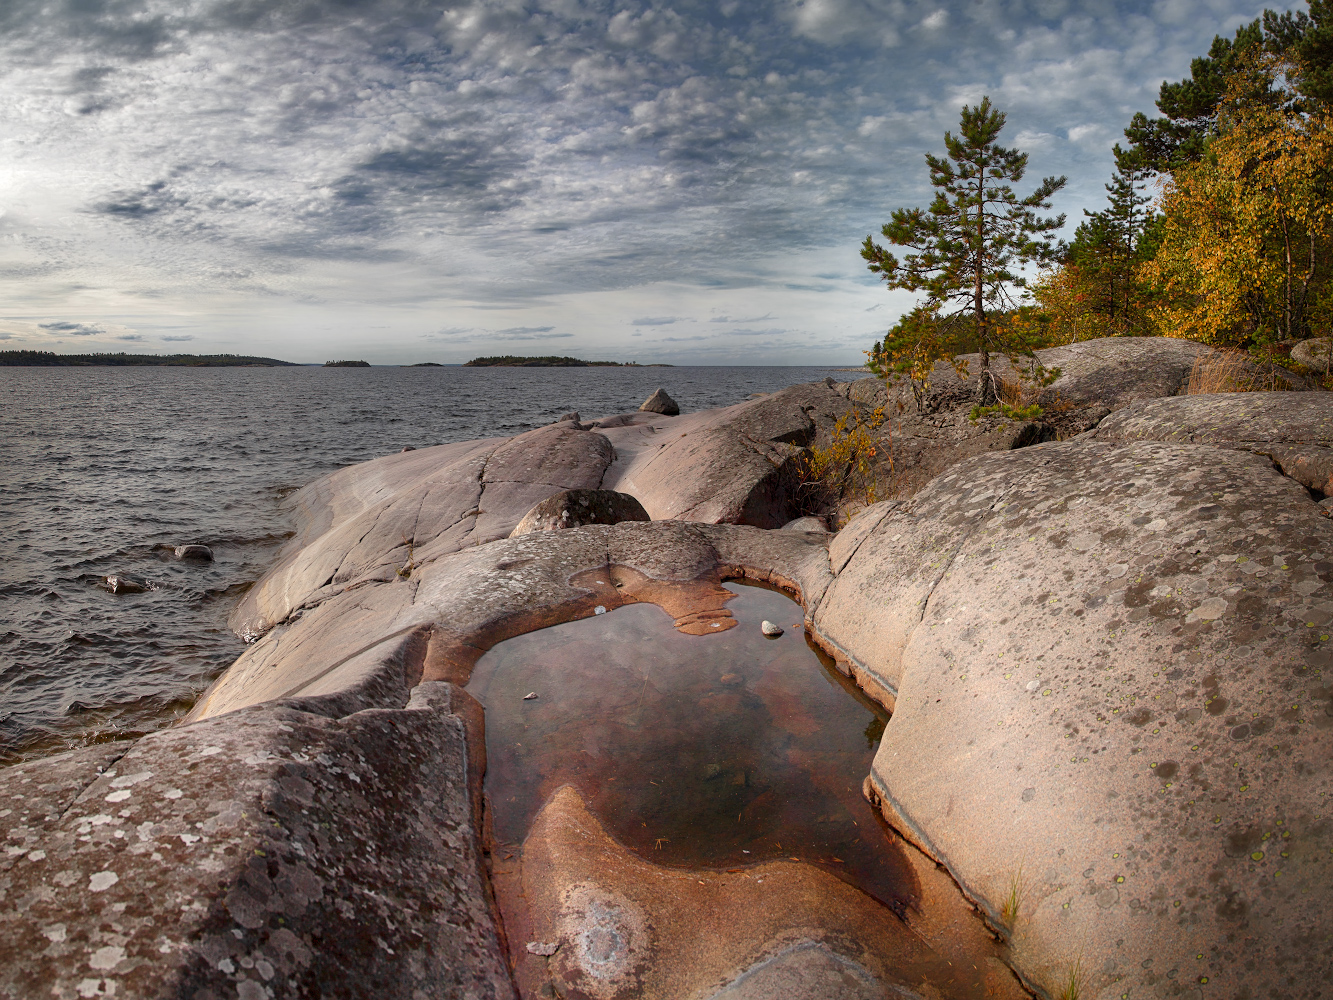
0,351,301,367
464,355,671,367
323,360,370,367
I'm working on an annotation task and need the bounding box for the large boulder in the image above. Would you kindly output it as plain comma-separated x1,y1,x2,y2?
0,685,512,1000
638,387,680,415
814,423,1333,999
510,488,650,536
605,381,858,527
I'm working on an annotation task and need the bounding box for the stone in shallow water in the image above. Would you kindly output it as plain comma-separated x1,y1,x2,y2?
102,574,149,594
173,543,214,561
760,620,783,637
639,387,680,415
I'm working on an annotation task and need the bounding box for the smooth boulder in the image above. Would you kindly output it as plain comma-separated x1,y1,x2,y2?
510,488,650,536
816,426,1333,1000
639,387,680,416
173,543,214,561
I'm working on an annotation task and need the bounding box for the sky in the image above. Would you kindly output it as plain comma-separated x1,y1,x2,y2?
0,0,1283,365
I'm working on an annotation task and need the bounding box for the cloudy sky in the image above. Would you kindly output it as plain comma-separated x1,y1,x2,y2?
0,0,1278,364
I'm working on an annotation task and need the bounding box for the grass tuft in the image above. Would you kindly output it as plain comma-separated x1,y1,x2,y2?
1057,955,1084,1000
1000,865,1023,926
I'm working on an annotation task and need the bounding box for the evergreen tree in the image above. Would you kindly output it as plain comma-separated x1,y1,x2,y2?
861,97,1067,406
1125,3,1333,173
1062,146,1157,334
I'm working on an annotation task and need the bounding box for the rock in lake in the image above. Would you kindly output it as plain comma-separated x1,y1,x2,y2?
639,387,680,416
173,543,214,561
510,488,650,536
760,620,783,636
102,574,149,594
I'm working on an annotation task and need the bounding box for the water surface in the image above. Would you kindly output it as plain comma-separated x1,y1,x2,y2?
0,364,840,761
468,581,911,911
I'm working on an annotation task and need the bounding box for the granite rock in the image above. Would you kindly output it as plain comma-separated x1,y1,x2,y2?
815,431,1333,999
510,489,650,536
0,687,512,1000
638,388,679,416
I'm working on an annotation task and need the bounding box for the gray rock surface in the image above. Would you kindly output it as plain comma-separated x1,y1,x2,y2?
815,431,1333,999
1093,391,1333,495
607,381,857,527
0,685,512,1000
173,544,214,561
510,488,650,536
706,943,888,1000
1291,337,1332,369
638,387,679,416
834,336,1316,500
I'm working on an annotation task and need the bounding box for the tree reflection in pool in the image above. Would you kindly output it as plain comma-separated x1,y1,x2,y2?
468,580,915,914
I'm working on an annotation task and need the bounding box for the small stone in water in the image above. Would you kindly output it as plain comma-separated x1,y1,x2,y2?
526,941,560,956
761,620,783,637
523,692,539,701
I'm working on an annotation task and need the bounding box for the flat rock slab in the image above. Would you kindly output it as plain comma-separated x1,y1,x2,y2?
0,685,511,1000
1093,391,1333,495
816,434,1333,999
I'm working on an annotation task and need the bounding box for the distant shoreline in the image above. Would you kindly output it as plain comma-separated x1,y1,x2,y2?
464,355,673,368
0,350,302,367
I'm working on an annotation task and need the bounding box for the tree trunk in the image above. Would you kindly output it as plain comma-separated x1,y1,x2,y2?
975,172,992,406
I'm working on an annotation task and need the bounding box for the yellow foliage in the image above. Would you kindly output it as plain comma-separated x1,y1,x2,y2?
1144,67,1333,344
797,405,887,518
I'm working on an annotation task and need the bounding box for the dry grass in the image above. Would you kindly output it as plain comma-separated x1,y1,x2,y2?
1000,866,1023,926
1185,349,1294,394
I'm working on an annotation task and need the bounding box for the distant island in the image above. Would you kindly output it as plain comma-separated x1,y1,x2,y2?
464,355,672,367
0,350,301,367
323,360,370,367
405,362,444,367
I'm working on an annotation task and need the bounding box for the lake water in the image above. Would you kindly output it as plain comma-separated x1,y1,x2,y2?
0,364,842,762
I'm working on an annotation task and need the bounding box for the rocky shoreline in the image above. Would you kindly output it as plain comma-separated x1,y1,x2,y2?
3,337,1331,1000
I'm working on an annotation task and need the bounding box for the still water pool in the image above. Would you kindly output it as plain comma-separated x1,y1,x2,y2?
467,580,913,912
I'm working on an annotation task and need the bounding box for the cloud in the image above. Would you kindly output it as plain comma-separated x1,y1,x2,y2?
492,326,571,340
631,316,680,326
0,0,1272,362
160,334,194,342
38,321,103,337
116,334,145,341
710,313,776,324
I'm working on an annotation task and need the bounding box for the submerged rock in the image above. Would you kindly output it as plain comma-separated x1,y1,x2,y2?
510,488,650,536
102,574,149,594
639,387,680,416
173,543,214,561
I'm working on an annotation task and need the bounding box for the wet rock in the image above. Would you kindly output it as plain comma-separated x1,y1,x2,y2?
102,574,149,594
557,411,581,423
760,620,783,637
509,786,1004,1000
510,488,650,537
639,387,680,416
818,433,1333,1000
400,445,416,452
173,543,214,561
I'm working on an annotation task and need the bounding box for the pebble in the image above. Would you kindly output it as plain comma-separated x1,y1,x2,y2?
526,941,560,956
523,692,539,700
761,620,783,637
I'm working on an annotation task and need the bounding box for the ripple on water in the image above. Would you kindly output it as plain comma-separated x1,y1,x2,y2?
0,364,842,761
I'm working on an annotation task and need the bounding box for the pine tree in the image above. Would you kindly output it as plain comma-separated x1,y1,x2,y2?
861,97,1067,406
1063,146,1156,334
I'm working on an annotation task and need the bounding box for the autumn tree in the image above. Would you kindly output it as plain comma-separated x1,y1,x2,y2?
1029,146,1161,341
1144,55,1333,344
861,97,1067,407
